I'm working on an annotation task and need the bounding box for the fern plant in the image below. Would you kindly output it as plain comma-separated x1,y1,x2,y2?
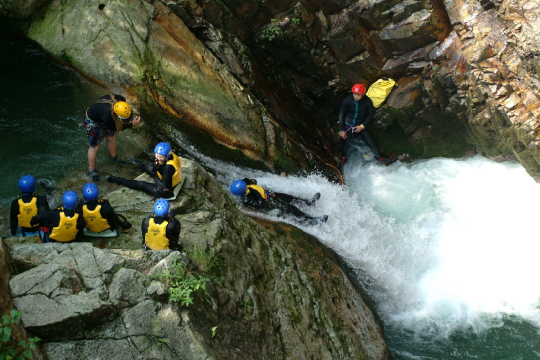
0,310,40,360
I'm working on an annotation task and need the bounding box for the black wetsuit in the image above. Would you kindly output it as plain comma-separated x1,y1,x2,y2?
9,193,50,236
31,207,85,243
141,215,182,251
115,153,179,199
241,179,317,224
86,94,134,132
84,94,135,147
78,199,120,232
339,95,380,158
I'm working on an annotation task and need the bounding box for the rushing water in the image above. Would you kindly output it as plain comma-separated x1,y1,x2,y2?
185,140,540,359
3,29,540,359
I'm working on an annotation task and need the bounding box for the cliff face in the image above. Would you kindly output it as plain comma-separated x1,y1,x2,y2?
1,0,539,175
1,159,390,360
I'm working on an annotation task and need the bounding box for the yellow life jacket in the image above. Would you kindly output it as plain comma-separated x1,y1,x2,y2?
17,196,38,228
145,218,170,250
156,152,182,187
366,78,397,108
50,211,79,242
245,184,267,201
82,202,110,233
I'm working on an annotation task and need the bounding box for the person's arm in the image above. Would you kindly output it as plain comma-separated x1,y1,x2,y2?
338,97,349,138
37,196,50,214
242,192,266,210
100,200,120,230
242,178,257,185
159,164,176,191
75,213,85,241
9,199,19,235
167,218,182,251
141,217,149,247
31,209,58,228
359,97,375,127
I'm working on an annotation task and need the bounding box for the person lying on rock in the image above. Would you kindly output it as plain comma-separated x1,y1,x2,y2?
9,175,50,239
229,178,328,226
84,94,141,182
339,84,390,166
141,199,182,251
78,183,131,238
106,142,182,200
31,190,85,243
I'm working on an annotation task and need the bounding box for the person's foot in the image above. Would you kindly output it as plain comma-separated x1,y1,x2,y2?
89,170,101,183
109,155,129,165
306,192,321,205
377,155,391,164
106,175,123,185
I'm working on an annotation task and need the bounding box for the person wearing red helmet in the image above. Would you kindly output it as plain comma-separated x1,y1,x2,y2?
338,84,390,165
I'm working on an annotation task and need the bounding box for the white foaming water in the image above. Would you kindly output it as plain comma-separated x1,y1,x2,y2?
175,132,540,339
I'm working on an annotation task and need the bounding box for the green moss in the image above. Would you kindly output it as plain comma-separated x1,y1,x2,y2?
273,148,298,174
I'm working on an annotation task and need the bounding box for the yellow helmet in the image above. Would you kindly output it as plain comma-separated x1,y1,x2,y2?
113,101,131,119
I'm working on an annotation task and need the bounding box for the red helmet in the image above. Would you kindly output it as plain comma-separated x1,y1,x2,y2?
351,84,366,95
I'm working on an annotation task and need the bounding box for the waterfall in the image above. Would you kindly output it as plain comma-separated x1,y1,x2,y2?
178,137,540,358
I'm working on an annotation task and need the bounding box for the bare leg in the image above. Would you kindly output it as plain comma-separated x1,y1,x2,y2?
106,135,117,158
88,145,100,171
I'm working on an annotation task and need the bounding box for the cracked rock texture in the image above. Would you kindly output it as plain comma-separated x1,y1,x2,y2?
2,158,389,360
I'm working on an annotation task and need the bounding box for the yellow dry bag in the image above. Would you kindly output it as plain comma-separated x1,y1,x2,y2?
366,77,397,108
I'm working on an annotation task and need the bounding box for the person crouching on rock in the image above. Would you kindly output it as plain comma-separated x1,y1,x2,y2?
106,142,182,200
229,178,328,226
141,199,182,251
9,175,50,239
84,94,141,183
79,183,126,238
31,190,85,243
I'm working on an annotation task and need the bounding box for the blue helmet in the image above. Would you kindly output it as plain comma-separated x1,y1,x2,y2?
230,180,247,196
62,190,78,210
154,199,170,217
83,183,99,201
18,175,36,193
154,142,172,156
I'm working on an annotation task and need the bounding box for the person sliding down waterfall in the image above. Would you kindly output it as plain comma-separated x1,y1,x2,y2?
106,142,182,200
230,178,328,226
84,94,142,182
339,84,390,166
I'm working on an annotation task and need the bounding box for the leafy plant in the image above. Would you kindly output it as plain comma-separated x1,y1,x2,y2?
155,246,221,307
262,20,282,41
190,246,220,274
210,326,218,339
0,310,40,360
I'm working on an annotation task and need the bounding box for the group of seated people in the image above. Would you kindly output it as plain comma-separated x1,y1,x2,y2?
9,141,183,250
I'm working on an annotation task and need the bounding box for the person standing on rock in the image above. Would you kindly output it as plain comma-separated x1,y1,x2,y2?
9,175,50,238
106,142,183,200
84,94,141,182
339,84,390,166
229,178,327,226
31,190,85,243
141,199,182,251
